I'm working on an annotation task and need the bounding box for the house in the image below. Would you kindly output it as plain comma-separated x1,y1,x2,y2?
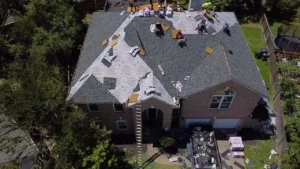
68,11,269,137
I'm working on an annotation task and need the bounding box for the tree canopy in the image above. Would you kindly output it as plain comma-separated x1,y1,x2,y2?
0,0,116,169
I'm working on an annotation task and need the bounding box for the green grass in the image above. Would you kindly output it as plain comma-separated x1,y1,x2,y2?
270,21,300,37
144,162,181,169
240,23,273,99
244,139,278,169
270,22,281,35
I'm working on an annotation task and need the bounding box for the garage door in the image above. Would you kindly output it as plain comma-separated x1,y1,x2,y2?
185,119,211,127
213,119,240,129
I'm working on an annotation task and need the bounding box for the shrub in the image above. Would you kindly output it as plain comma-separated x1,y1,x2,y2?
280,78,298,99
158,136,174,148
284,99,297,115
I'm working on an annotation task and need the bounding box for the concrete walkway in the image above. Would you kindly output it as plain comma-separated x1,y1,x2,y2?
146,144,192,167
217,140,246,169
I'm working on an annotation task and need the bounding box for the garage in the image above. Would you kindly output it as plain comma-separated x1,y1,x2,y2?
213,119,240,129
185,119,211,127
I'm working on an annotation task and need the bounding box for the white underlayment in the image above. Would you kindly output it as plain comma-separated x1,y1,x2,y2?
69,13,176,106
165,11,237,34
69,12,237,105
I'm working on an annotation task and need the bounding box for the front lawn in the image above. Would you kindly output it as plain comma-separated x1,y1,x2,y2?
240,24,273,99
244,139,278,169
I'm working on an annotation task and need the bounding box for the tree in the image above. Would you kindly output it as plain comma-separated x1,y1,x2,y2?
0,54,66,168
0,0,27,27
283,99,300,115
52,109,116,169
0,0,116,168
267,0,300,22
7,0,83,84
283,112,300,169
280,78,299,100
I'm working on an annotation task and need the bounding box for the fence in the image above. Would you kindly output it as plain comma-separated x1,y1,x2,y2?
260,14,288,164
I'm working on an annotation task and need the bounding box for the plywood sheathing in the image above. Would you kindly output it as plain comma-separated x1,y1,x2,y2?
205,47,214,54
129,93,139,103
111,39,118,47
102,39,108,46
115,32,120,37
162,24,170,31
172,30,180,39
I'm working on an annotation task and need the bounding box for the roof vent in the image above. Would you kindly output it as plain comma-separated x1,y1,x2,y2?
103,77,117,89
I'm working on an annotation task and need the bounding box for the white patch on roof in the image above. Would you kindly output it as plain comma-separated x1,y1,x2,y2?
165,11,237,34
69,13,176,106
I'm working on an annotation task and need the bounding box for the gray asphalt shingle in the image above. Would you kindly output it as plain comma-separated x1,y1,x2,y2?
70,12,269,103
71,12,129,86
72,75,118,103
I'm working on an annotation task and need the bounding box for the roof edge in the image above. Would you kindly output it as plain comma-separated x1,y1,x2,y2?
127,95,179,108
68,12,98,93
181,79,232,98
231,78,269,98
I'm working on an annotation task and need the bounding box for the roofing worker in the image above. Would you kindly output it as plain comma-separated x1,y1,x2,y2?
129,0,136,11
202,1,213,10
176,31,186,48
176,30,184,39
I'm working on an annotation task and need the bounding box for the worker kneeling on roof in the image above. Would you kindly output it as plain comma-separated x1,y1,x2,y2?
176,30,186,48
196,18,208,35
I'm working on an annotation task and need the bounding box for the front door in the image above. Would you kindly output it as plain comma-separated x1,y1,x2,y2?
147,108,158,120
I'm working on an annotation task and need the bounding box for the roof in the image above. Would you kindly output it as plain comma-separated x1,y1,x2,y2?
0,115,37,167
189,0,206,11
3,16,15,26
69,11,268,105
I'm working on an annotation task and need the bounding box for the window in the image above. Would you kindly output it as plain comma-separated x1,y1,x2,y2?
117,120,127,130
95,120,103,126
113,103,124,112
88,104,99,112
172,109,180,118
209,95,234,109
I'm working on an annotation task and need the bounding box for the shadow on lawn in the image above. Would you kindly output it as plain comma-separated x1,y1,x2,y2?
142,148,165,169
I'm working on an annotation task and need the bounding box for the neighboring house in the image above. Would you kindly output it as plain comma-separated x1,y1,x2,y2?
3,16,15,27
0,115,37,169
68,11,269,136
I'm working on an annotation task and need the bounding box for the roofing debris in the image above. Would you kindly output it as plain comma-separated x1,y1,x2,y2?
158,64,165,76
172,81,183,92
139,49,145,56
184,76,190,81
205,47,214,54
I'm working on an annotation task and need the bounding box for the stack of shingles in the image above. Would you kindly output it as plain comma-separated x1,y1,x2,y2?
101,33,120,65
229,137,244,158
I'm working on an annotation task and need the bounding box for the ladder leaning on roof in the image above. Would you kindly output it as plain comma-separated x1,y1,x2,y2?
135,100,143,168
